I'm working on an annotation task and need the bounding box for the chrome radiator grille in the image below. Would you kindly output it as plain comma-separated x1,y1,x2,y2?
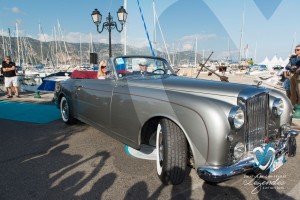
245,93,269,151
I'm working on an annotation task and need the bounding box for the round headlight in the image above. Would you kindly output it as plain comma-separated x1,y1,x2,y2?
234,142,245,159
272,98,284,116
229,106,245,129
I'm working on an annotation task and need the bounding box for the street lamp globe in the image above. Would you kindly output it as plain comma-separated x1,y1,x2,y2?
91,9,102,26
117,6,127,24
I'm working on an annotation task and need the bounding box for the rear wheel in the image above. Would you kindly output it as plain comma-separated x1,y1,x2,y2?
156,118,187,185
60,96,76,125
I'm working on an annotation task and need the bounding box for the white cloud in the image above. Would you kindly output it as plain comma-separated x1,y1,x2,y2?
63,32,110,44
41,32,111,44
180,33,217,42
37,33,52,42
127,37,149,48
11,7,21,13
182,43,193,51
162,33,218,52
0,30,9,37
65,32,85,43
181,33,216,42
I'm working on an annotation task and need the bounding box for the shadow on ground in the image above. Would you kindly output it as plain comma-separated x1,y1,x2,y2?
0,116,298,199
0,119,116,199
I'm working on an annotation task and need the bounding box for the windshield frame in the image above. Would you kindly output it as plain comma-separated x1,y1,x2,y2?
112,55,176,81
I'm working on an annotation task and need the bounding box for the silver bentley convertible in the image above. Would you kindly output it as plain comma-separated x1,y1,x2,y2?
54,55,298,185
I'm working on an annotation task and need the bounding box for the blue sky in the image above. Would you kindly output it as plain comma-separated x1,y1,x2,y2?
0,0,300,62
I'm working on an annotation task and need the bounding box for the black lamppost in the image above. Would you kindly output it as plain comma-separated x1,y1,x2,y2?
91,6,127,57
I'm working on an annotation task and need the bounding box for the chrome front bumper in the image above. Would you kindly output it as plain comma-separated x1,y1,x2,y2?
197,130,298,183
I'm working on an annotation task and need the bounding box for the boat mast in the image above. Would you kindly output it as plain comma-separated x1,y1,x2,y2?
54,26,58,67
172,43,175,66
238,6,245,63
1,29,6,58
290,32,296,55
194,36,197,67
123,0,127,55
254,41,257,64
80,34,82,66
152,1,171,63
8,28,13,59
16,22,21,66
90,32,93,53
39,24,43,65
152,0,156,53
57,20,70,66
21,34,26,66
227,38,231,62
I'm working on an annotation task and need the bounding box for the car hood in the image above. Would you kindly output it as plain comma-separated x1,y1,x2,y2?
126,76,257,98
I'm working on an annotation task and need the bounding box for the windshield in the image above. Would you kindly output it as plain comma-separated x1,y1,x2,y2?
113,56,175,79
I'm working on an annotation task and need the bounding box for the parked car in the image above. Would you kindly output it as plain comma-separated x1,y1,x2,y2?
247,64,268,71
54,55,298,185
245,64,269,74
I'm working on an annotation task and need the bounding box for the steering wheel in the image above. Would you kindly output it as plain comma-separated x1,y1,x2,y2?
152,68,165,75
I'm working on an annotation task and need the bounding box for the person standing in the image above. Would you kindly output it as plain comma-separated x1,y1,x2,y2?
2,56,20,98
282,68,291,99
286,45,300,106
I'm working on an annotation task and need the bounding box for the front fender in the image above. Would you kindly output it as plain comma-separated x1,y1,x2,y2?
150,90,236,168
172,93,235,167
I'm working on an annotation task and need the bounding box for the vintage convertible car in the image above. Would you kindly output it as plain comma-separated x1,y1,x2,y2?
54,55,298,185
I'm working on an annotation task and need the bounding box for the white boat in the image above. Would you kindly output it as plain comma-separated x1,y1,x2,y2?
245,64,273,79
21,72,70,92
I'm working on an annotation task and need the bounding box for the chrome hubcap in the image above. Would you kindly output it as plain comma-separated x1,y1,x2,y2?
156,123,163,175
61,99,69,121
159,134,163,165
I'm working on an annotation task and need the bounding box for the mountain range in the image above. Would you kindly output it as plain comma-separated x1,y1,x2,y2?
0,36,202,67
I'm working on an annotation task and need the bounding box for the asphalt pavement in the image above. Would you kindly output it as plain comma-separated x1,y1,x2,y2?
0,92,300,200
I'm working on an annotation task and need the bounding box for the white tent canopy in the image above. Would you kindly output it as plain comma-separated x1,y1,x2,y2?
259,55,289,69
260,56,270,65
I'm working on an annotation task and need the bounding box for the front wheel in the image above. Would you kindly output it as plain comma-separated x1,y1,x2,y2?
156,118,187,185
60,96,76,125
